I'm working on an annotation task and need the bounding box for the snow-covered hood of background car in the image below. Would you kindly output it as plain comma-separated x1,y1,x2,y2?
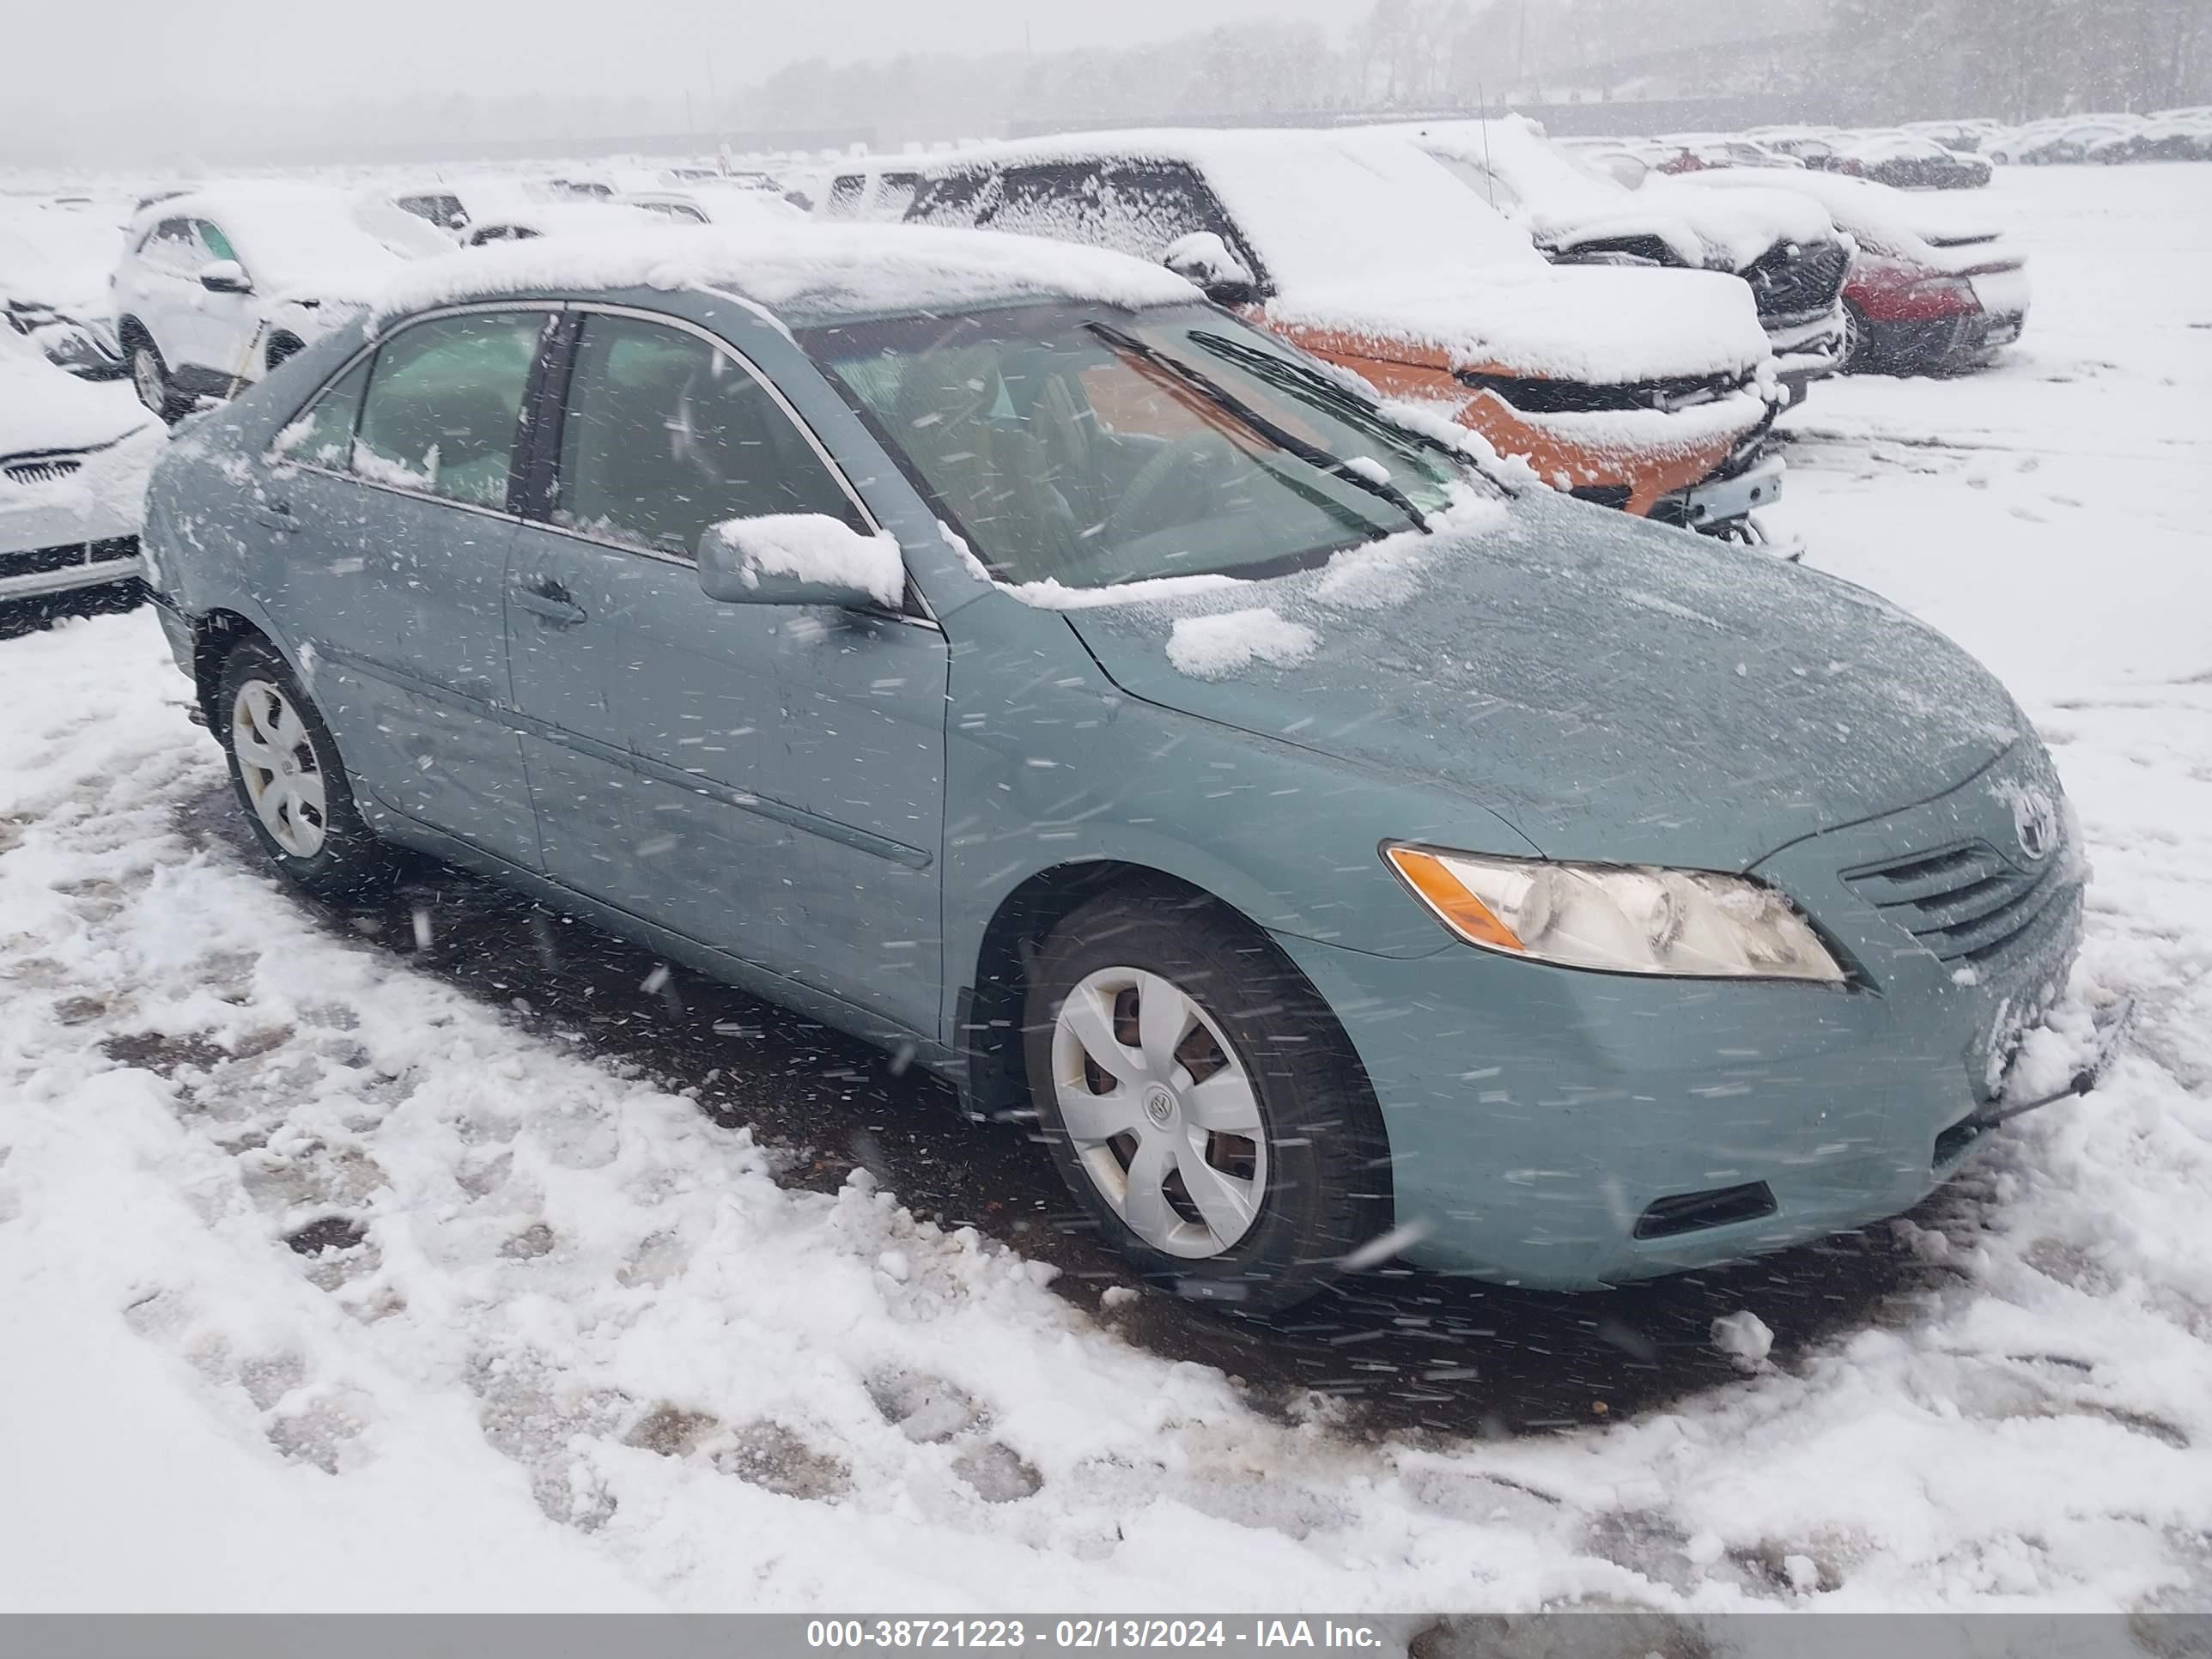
0,358,149,459
1680,170,2014,273
1266,262,1771,384
1048,492,2026,870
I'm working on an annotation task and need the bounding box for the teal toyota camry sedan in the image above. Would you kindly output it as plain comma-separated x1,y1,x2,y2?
141,224,2086,1311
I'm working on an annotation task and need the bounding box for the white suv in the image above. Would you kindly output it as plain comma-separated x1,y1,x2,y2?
112,183,447,421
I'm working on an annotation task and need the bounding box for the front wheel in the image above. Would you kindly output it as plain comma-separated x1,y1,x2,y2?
128,336,193,422
215,635,398,899
1839,300,1875,374
1022,887,1392,1314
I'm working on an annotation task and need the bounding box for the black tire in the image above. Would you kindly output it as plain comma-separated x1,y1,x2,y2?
1839,300,1875,374
1022,886,1391,1315
214,635,398,900
125,331,193,423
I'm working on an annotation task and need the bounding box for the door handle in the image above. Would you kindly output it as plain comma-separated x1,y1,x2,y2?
514,580,586,626
252,501,298,534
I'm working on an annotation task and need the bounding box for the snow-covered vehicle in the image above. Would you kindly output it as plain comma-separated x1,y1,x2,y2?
1,223,125,381
1650,136,1807,173
112,184,451,421
455,200,675,247
1986,117,2143,166
1828,131,1992,191
907,129,1785,535
0,322,159,607
1400,118,1850,404
787,160,928,221
1898,118,2007,155
2087,116,2212,164
1682,169,2029,374
619,185,808,229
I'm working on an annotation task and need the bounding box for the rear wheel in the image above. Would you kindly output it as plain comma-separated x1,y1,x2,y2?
128,334,192,422
1022,887,1391,1314
216,635,398,899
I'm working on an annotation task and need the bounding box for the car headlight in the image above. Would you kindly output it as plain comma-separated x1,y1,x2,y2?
1384,844,1845,983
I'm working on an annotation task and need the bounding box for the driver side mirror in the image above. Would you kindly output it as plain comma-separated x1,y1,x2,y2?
1162,231,1261,306
696,514,906,609
1598,155,1650,191
198,258,252,295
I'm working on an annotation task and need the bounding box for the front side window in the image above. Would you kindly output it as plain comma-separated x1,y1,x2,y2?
355,310,546,508
805,301,1476,590
983,161,1250,273
552,313,865,560
276,356,372,468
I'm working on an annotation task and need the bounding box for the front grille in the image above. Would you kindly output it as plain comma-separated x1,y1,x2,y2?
1460,368,1744,414
1843,838,2064,963
1743,240,1849,321
3,456,83,487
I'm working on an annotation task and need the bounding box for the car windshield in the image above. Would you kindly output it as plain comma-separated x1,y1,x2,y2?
801,301,1479,589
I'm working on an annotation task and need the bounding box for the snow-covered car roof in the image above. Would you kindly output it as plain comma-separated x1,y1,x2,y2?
125,183,449,301
1395,117,1837,271
920,127,1548,289
368,222,1201,331
464,200,676,242
622,187,807,228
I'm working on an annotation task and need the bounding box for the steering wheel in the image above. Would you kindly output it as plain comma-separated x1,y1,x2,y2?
1103,433,1237,546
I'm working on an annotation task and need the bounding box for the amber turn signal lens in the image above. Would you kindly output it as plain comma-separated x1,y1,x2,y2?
1385,846,1527,952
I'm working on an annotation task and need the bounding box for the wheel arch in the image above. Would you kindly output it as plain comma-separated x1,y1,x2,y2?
957,859,1387,1160
190,607,275,716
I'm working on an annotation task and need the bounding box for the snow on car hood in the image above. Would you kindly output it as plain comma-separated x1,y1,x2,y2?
1680,170,2011,270
1267,261,1771,384
1396,118,1836,272
1052,489,2025,870
0,341,149,459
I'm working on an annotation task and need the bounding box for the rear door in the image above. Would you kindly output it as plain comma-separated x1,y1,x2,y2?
505,305,948,1035
259,307,554,867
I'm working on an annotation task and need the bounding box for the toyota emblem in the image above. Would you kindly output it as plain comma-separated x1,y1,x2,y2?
2010,788,2059,863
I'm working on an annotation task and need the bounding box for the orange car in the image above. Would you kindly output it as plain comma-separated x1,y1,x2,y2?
904,128,1784,534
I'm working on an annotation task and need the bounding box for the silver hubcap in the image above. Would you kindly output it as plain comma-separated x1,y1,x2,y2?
230,678,328,858
132,347,164,411
1050,967,1267,1260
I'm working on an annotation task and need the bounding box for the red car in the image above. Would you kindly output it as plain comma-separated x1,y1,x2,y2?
1681,169,2027,374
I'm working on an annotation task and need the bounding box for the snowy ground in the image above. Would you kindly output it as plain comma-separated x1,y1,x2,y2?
2,164,2208,1616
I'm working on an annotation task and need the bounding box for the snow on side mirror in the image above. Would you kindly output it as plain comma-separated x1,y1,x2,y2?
696,514,905,608
198,259,251,295
1162,231,1260,304
1600,155,1650,191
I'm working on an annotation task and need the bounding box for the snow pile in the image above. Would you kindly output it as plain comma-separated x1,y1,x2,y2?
705,514,905,606
1164,606,1319,678
368,222,1199,332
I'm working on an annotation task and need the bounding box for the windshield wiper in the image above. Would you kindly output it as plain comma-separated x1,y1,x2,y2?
1087,322,1431,535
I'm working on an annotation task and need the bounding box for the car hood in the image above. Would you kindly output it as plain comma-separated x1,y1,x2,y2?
1053,491,2026,871
1267,262,1771,384
0,360,149,459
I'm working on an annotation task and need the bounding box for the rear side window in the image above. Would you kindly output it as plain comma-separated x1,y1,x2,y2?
552,313,864,560
276,356,372,468
905,168,994,226
193,219,238,263
355,311,547,509
824,175,866,215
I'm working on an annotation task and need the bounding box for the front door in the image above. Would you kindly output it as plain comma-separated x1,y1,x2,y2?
507,307,948,1037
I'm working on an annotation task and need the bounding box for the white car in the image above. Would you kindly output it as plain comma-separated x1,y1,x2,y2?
0,322,160,606
112,183,449,421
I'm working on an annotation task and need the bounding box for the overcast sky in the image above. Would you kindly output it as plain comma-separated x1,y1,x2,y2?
9,0,1362,134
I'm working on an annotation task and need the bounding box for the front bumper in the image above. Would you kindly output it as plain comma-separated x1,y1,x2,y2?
1764,308,1845,397
1,428,160,602
1274,755,2087,1291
